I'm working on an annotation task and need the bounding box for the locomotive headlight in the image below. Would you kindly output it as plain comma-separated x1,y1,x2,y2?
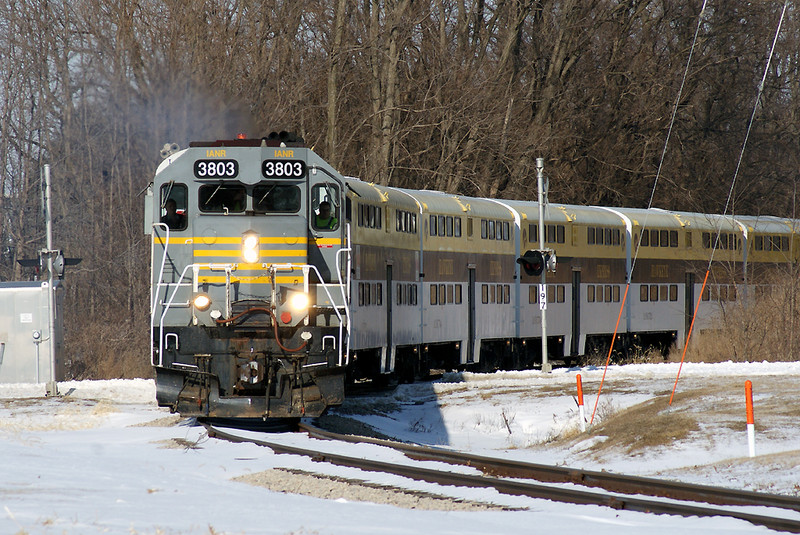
193,293,212,311
242,232,260,263
288,291,310,312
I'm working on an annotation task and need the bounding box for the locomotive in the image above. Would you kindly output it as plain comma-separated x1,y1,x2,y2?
147,133,348,418
146,132,798,418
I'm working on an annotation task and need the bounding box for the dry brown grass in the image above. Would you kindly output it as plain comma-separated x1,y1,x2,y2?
583,342,668,367
586,398,699,455
549,375,798,459
676,269,800,364
65,319,152,379
132,415,184,427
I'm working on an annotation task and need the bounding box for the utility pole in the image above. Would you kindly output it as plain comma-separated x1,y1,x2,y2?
537,158,552,373
44,164,58,396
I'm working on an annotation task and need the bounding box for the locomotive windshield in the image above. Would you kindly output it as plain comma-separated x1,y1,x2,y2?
199,184,246,213
196,182,303,214
253,184,301,213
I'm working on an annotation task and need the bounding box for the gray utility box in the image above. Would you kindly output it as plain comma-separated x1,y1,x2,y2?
0,281,65,383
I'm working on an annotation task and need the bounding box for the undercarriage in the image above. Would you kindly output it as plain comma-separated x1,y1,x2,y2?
153,325,346,418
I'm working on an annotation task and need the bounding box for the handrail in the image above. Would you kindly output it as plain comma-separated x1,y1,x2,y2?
151,222,170,365
334,222,353,365
151,258,353,368
157,263,200,366
299,262,349,366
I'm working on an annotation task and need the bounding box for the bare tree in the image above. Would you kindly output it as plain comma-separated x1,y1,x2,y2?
1,0,799,377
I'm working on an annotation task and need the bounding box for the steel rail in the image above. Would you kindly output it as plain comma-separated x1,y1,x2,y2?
205,423,800,533
299,422,800,512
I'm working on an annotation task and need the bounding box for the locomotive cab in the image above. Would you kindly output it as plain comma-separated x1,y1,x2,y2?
147,134,349,418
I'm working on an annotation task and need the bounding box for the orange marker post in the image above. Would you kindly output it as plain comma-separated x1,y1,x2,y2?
745,380,755,458
577,374,586,432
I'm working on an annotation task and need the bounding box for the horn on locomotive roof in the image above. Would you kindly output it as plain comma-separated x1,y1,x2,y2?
264,131,304,145
159,143,180,159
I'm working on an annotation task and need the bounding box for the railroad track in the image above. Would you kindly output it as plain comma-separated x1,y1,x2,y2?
203,421,800,533
299,422,800,511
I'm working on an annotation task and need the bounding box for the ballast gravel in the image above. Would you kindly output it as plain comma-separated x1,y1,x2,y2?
235,468,514,511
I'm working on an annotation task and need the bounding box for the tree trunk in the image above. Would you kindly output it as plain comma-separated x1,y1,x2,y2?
326,0,349,166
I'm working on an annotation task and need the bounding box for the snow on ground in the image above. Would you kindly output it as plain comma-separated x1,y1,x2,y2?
1,362,798,534
335,362,800,495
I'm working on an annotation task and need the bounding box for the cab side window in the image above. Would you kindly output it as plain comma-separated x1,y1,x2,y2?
160,183,188,231
311,184,340,231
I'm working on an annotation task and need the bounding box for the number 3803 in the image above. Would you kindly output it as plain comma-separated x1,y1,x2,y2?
262,159,306,178
194,159,238,178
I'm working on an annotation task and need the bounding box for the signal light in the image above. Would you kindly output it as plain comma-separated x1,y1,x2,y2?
517,250,545,276
517,249,557,276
